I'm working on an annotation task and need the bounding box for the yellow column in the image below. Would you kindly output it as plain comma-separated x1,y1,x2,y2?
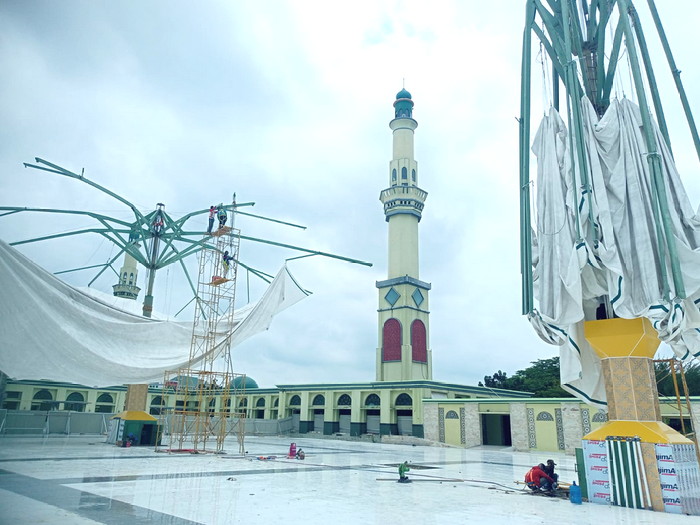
582,318,692,444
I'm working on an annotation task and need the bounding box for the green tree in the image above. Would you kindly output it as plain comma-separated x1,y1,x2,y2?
478,370,509,389
479,357,573,398
655,360,700,397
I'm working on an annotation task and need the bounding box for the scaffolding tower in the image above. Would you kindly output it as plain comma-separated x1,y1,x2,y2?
156,221,247,453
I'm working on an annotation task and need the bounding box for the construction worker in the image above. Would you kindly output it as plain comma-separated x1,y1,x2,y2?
398,461,411,483
525,463,555,492
207,205,216,233
217,203,227,229
222,250,234,277
543,459,559,489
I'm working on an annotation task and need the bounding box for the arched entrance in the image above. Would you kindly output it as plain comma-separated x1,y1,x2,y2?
337,394,351,434
312,394,325,432
395,393,413,435
365,394,380,434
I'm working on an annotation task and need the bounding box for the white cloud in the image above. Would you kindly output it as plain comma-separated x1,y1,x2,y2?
3,0,700,388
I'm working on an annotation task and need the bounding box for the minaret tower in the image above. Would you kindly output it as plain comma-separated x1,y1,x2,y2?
376,88,432,381
112,245,141,300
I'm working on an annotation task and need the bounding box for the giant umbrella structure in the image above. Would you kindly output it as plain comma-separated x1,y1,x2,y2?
1,157,371,318
519,0,700,513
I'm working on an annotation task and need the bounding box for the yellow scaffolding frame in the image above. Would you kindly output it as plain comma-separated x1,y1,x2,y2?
156,225,247,453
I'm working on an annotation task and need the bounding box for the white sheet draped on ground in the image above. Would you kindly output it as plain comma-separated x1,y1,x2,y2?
0,239,309,386
530,97,700,408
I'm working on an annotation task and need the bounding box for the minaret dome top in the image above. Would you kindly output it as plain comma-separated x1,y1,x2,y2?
393,88,414,119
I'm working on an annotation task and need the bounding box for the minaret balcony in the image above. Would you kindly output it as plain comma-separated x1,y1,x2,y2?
380,186,427,220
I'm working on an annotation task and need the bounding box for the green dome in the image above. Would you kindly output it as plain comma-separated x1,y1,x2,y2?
232,376,258,389
396,88,412,100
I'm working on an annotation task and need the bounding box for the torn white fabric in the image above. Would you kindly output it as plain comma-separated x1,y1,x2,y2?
0,239,309,386
530,97,700,408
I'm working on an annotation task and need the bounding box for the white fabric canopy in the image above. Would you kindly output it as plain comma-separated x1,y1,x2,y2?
530,97,700,408
0,239,309,386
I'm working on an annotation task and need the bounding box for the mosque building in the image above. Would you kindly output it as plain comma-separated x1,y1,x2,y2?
1,90,693,453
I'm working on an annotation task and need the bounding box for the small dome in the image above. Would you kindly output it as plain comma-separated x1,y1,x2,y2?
233,376,259,389
396,88,412,100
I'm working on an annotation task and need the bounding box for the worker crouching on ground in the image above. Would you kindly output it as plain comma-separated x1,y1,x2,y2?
525,463,555,492
543,459,558,487
398,461,411,483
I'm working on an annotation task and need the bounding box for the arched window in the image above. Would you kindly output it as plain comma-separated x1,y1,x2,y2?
395,393,412,406
274,398,279,407
256,398,266,407
239,398,248,407
97,393,113,404
536,411,554,421
401,167,407,179
382,318,401,361
65,392,85,412
129,273,134,285
411,320,427,363
312,395,325,406
445,410,459,419
365,394,380,407
31,389,53,411
392,169,397,184
289,395,301,406
149,395,163,415
412,169,416,182
96,393,115,413
338,394,352,406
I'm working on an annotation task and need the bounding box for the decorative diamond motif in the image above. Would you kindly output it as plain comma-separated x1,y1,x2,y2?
412,288,424,307
385,288,400,306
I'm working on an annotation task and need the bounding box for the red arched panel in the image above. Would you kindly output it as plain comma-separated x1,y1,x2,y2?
382,318,402,361
411,319,427,363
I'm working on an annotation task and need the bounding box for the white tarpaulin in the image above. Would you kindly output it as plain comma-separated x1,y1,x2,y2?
530,97,700,408
0,239,309,386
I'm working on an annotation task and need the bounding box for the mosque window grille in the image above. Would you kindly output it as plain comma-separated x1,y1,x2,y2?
365,394,381,407
382,318,402,362
312,394,325,406
31,389,54,411
536,411,554,421
149,395,163,415
96,393,115,414
580,408,591,434
395,393,412,407
65,392,85,412
527,408,537,448
592,410,608,423
3,391,21,410
411,319,427,363
337,394,352,406
289,395,301,406
445,410,459,419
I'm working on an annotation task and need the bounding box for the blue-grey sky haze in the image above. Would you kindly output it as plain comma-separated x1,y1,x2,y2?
2,1,700,388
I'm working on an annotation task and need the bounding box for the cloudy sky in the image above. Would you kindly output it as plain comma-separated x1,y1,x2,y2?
2,1,700,388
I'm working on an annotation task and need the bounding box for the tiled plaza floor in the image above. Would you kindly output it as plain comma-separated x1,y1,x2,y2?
0,434,696,524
